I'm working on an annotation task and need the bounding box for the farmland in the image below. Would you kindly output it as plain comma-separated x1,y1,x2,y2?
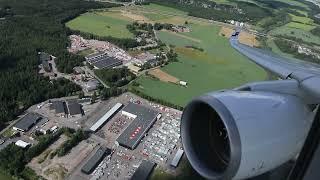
133,23,266,106
65,3,266,107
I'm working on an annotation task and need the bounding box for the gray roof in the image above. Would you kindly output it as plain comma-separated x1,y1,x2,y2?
171,149,184,167
90,103,123,132
14,113,42,131
39,52,50,62
81,147,111,174
117,103,159,149
67,103,83,116
92,56,122,69
131,160,156,180
122,102,158,121
50,101,67,114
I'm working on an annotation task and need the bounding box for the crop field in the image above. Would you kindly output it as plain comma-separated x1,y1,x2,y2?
133,23,266,106
66,11,134,38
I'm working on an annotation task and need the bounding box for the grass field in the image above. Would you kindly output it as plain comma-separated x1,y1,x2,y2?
66,11,134,38
133,23,266,106
0,172,13,180
270,26,320,45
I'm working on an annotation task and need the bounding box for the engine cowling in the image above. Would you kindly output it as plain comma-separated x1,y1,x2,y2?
181,90,314,180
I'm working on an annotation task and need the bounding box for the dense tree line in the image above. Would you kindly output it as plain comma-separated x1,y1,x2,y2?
258,10,291,32
154,23,174,31
94,68,136,87
0,0,118,127
0,128,66,179
311,26,320,37
274,39,320,64
147,0,272,23
100,87,126,100
69,29,141,50
129,87,184,110
0,127,83,179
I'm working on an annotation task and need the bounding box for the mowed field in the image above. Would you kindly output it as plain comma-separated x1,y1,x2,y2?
66,11,134,38
134,22,266,106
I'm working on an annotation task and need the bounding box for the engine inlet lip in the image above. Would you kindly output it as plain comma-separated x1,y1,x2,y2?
181,95,242,180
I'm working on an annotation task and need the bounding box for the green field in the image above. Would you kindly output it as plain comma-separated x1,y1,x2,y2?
0,172,13,180
66,11,134,38
133,23,266,106
270,26,320,45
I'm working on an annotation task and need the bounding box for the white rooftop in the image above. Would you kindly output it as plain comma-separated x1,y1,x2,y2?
15,140,30,148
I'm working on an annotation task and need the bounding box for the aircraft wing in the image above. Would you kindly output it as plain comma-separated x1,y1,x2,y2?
229,32,320,99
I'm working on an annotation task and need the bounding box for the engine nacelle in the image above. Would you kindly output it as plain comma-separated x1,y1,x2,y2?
181,90,314,180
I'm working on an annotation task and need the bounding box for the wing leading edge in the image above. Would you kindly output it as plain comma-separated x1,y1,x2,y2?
229,31,320,100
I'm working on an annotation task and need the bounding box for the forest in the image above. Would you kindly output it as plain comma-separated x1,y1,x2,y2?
0,0,118,128
94,68,136,87
147,0,272,23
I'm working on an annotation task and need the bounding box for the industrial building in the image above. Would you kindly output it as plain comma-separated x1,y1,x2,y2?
92,57,122,69
170,149,184,168
84,80,99,92
50,101,67,117
117,103,159,150
126,63,141,75
90,103,123,132
86,53,123,69
81,147,111,174
13,113,42,132
67,102,83,117
15,140,31,148
131,160,156,180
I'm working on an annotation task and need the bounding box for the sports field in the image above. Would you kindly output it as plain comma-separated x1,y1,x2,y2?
133,23,266,106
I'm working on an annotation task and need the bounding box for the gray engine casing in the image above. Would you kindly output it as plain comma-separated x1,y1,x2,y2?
181,90,314,180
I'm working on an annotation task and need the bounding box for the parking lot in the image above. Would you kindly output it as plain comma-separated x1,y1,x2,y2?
69,92,183,180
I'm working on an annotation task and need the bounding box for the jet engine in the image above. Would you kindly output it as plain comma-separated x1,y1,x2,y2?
181,89,315,180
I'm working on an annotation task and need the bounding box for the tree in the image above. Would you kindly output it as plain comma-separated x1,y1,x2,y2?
78,91,85,99
185,21,188,25
91,91,97,104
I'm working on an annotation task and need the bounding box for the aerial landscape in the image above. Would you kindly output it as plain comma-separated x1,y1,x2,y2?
0,0,320,179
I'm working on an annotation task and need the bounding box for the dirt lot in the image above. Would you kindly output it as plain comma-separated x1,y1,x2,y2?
149,68,180,83
121,11,151,23
28,135,98,180
219,26,259,47
162,29,201,43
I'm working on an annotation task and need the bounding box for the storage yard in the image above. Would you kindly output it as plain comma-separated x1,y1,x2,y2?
68,92,183,180
0,92,183,180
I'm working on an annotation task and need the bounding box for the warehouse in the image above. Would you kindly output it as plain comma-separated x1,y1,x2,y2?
13,113,42,132
81,147,111,174
170,149,184,168
90,103,123,132
50,101,67,117
117,103,159,150
131,160,156,180
67,102,83,117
